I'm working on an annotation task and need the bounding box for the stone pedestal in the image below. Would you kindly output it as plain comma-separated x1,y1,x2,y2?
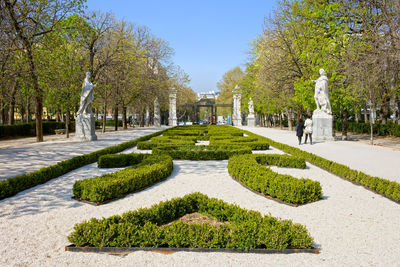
247,115,255,127
75,114,97,141
312,110,334,141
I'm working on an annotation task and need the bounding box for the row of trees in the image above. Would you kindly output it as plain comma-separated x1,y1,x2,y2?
0,0,196,141
219,0,400,138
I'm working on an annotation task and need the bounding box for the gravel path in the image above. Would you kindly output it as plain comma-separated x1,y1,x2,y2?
0,127,399,266
0,127,166,180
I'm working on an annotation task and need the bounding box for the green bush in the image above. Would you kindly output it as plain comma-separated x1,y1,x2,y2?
137,139,195,150
228,154,321,204
0,128,170,200
98,153,147,168
153,145,252,160
73,154,173,203
68,193,315,249
0,121,75,138
210,137,270,150
241,129,400,203
335,120,400,137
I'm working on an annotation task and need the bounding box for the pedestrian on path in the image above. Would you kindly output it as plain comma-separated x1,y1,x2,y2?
296,119,304,145
304,116,313,145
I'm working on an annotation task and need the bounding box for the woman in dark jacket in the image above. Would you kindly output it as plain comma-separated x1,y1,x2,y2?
296,119,305,145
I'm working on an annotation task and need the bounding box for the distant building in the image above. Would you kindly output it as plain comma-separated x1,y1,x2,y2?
197,91,219,101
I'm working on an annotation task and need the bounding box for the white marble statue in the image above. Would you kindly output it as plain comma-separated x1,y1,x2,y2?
232,85,242,126
75,72,97,141
77,72,96,115
248,98,254,115
312,69,331,115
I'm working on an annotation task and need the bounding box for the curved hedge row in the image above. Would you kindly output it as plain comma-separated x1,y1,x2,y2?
241,129,400,203
228,154,322,204
0,129,169,200
152,145,252,160
73,154,173,203
210,137,270,150
68,193,315,249
98,153,147,168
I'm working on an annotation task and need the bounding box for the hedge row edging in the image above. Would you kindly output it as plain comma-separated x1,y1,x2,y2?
228,154,322,205
67,193,316,250
73,154,173,203
241,129,400,204
0,128,170,200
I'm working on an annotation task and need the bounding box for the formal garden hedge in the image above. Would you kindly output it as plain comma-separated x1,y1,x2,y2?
98,153,147,168
228,154,322,204
152,145,252,160
137,139,195,150
334,120,400,137
73,154,173,203
210,136,270,150
0,121,74,138
241,129,400,203
68,193,315,249
0,129,169,200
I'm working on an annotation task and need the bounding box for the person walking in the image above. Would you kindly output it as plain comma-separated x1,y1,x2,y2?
304,117,313,145
296,119,305,145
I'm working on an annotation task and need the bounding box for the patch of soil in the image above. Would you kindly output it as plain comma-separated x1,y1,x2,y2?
167,212,228,228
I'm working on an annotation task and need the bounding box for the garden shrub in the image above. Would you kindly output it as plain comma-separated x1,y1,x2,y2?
137,139,195,150
228,154,321,204
73,154,173,203
98,153,147,168
210,136,269,150
0,128,170,200
68,193,315,249
153,145,252,160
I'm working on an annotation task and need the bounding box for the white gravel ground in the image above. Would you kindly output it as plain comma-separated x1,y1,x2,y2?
0,126,400,266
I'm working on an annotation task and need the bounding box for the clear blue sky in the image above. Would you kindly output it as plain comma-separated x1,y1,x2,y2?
85,0,277,93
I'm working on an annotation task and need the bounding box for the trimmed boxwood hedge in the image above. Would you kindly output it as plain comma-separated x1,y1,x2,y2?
152,145,252,160
98,153,147,168
210,137,270,150
73,154,173,203
228,154,321,204
0,121,75,138
137,139,195,150
0,128,169,200
68,193,315,249
241,129,400,203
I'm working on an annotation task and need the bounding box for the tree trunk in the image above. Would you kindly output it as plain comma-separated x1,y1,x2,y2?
287,107,293,131
363,101,368,123
102,102,107,133
65,107,70,138
1,101,7,124
279,112,283,129
26,101,30,123
122,106,127,129
56,107,61,122
342,109,348,140
114,106,118,131
355,108,361,123
140,109,145,127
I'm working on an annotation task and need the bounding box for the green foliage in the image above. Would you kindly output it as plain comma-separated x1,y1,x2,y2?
137,139,195,150
98,153,147,168
0,128,169,200
228,154,321,204
334,121,400,137
153,145,252,160
68,193,315,249
209,136,269,150
73,154,173,203
0,121,74,138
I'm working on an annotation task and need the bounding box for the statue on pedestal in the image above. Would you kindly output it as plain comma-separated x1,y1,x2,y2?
75,72,97,141
311,68,333,141
247,97,255,127
154,97,161,127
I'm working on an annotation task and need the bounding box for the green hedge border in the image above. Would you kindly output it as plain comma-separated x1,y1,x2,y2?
98,153,147,168
67,193,315,250
152,145,252,160
0,128,169,200
228,154,322,204
73,154,173,203
241,129,400,203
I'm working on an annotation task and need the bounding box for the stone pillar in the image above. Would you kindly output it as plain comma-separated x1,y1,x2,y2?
232,85,242,126
154,97,161,127
169,88,177,126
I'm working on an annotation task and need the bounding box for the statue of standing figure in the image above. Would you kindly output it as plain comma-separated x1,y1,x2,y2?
312,69,331,115
248,98,254,115
77,72,96,115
